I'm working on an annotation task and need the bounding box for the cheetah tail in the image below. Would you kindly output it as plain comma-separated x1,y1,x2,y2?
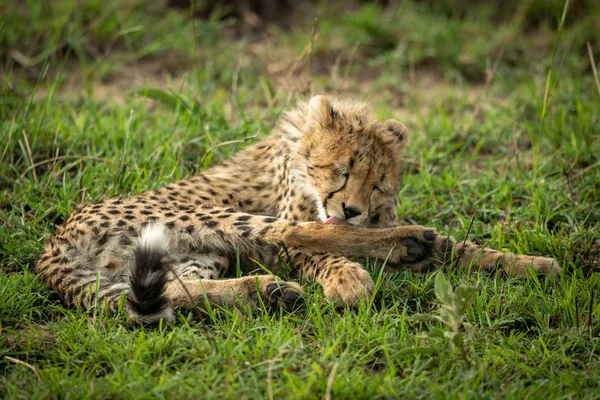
127,225,175,324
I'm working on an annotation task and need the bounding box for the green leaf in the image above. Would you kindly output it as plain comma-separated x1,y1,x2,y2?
434,271,454,304
439,307,456,326
451,333,464,350
412,313,443,323
428,327,446,338
454,284,480,316
443,331,457,340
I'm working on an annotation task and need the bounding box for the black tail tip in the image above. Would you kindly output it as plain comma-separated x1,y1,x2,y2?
127,243,173,323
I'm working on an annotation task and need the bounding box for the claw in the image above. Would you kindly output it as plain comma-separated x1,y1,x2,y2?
265,282,304,312
423,231,436,241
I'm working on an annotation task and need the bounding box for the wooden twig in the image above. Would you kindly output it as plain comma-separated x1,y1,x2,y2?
588,290,595,338
587,42,600,97
199,133,259,167
305,18,319,94
267,360,275,400
325,362,339,400
453,213,476,271
22,130,37,182
5,356,41,382
572,159,600,179
20,155,111,179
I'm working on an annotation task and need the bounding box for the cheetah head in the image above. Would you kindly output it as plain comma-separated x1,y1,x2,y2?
300,95,409,228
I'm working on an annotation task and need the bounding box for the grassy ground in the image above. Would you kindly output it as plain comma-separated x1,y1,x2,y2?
1,0,600,398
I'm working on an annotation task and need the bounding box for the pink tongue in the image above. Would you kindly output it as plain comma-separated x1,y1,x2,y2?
323,216,349,225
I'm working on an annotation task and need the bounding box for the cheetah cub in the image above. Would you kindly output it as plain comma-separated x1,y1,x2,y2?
36,95,561,323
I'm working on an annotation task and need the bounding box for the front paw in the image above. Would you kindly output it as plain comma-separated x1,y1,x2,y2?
321,263,374,307
248,276,305,312
387,227,453,267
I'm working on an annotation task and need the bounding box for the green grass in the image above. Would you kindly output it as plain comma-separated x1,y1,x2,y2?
1,1,599,398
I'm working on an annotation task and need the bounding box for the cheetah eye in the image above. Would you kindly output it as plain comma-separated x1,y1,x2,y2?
373,186,384,193
342,172,349,179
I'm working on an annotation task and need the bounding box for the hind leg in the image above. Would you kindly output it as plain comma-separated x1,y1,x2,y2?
165,275,304,312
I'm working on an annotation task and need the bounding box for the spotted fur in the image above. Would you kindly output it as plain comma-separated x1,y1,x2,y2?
35,95,561,322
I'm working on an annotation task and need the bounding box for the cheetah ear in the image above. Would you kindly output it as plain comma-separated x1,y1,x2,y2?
383,119,409,147
308,95,335,127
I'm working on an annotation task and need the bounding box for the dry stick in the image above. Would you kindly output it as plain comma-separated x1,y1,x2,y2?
305,18,319,95
165,264,217,350
20,155,111,179
190,0,201,89
330,54,343,84
166,265,197,314
285,18,320,88
42,147,62,193
4,356,41,382
325,362,339,400
231,39,246,96
587,42,600,97
452,214,476,271
22,130,37,182
572,159,600,179
79,159,87,203
588,290,595,338
503,124,520,177
198,133,260,167
344,42,361,82
469,47,506,128
267,361,275,400
575,291,580,330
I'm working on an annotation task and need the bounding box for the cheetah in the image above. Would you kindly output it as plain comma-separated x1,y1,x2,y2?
35,95,561,323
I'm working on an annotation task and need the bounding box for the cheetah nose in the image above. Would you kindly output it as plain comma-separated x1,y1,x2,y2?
342,203,362,219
